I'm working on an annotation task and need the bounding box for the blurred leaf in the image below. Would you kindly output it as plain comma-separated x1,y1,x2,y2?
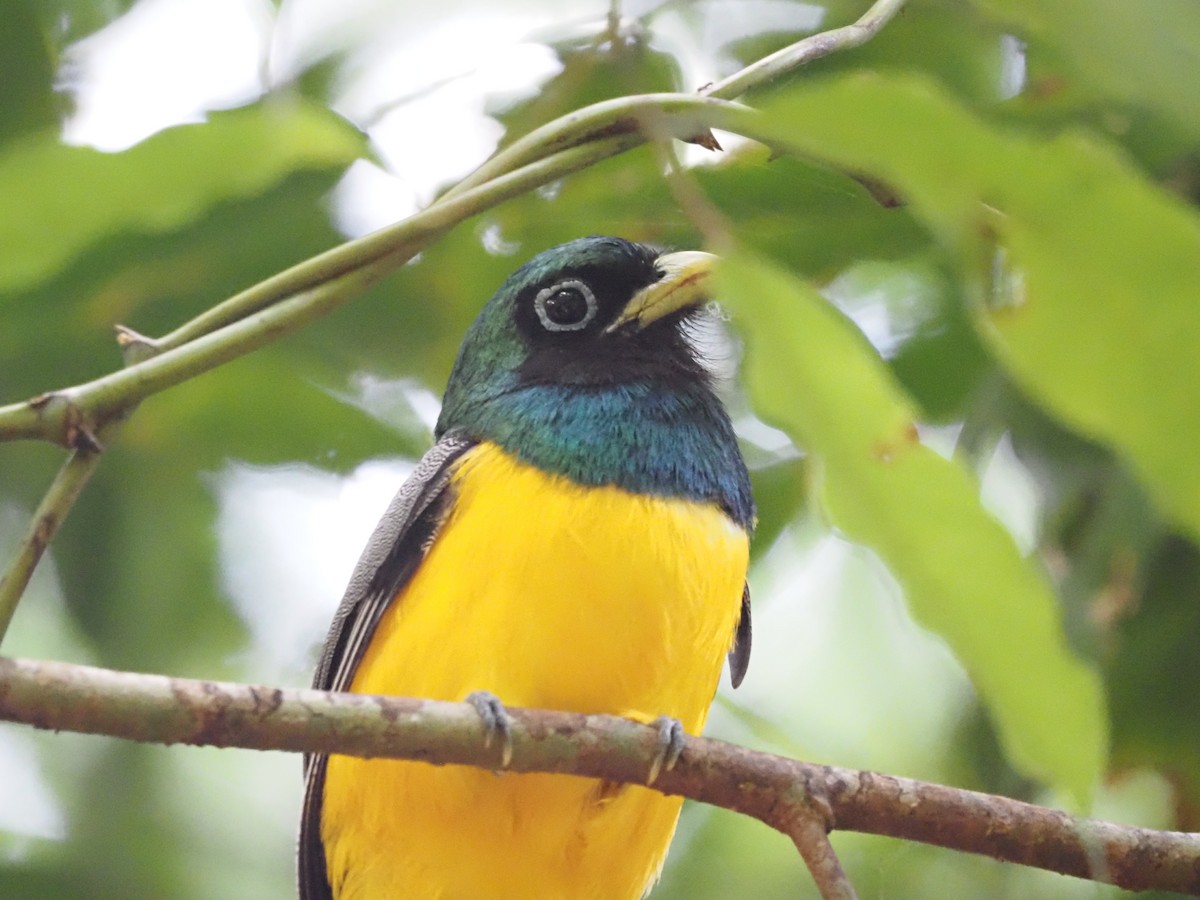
658,805,798,900
123,349,414,472
1109,536,1200,819
717,251,1107,803
698,149,934,280
0,1,64,142
748,1,1006,110
974,0,1200,143
0,97,365,294
490,142,933,281
319,223,529,395
2,165,362,411
54,451,243,674
746,456,808,558
750,73,1200,544
887,265,991,421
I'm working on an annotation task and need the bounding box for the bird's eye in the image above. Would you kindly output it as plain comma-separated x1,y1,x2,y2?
533,280,597,332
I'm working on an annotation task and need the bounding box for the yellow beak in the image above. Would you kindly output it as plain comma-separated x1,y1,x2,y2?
607,251,718,332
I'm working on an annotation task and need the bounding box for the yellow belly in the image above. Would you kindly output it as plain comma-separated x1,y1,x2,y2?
322,441,749,899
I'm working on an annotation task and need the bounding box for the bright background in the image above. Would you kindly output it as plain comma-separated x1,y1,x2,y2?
1,1,1198,897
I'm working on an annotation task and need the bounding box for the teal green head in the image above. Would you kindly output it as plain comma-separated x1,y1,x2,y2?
435,236,754,529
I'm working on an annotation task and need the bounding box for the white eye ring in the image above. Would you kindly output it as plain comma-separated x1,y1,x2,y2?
533,280,597,332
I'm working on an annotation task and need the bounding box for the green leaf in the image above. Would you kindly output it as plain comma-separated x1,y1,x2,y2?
716,251,1108,804
1109,537,1200,806
749,73,1200,545
0,0,63,142
0,97,365,293
974,0,1200,142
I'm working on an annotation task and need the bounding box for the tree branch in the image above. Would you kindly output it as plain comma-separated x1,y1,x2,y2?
0,443,107,636
702,0,908,100
0,0,908,449
788,810,860,900
0,135,641,450
0,656,1196,896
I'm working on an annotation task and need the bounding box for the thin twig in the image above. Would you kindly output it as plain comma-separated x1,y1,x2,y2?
152,0,911,350
450,0,909,198
788,811,859,900
0,96,792,450
0,0,909,443
443,94,745,201
151,136,644,351
0,135,639,447
0,135,644,645
703,0,908,100
0,656,1196,896
0,446,107,638
0,1,910,630
147,95,743,354
654,137,737,252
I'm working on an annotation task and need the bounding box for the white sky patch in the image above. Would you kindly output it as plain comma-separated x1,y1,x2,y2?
480,222,523,257
916,422,963,460
0,734,65,854
266,0,403,81
651,0,826,92
0,732,66,846
824,261,939,360
999,33,1028,101
63,0,271,150
334,21,559,125
330,29,560,234
651,0,824,166
332,373,442,434
734,412,797,456
213,458,414,679
333,92,506,232
918,425,1042,555
331,159,427,239
979,431,1041,555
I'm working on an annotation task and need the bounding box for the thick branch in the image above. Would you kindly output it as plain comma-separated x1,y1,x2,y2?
1,656,1196,896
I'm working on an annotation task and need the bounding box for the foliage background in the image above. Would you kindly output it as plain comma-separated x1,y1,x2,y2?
1,0,1198,897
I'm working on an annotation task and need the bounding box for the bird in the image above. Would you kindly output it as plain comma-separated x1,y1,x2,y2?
299,235,755,900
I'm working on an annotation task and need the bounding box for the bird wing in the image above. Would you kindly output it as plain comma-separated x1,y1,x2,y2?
298,434,475,900
728,583,752,689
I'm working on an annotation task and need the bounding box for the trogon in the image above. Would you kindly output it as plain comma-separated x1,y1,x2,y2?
299,235,755,899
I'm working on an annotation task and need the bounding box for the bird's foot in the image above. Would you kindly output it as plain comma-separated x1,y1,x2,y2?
646,716,685,785
466,690,513,768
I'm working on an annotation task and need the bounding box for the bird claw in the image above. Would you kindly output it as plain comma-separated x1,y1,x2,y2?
467,690,513,768
647,716,685,785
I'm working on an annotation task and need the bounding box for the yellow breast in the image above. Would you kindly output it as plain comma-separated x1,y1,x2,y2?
322,441,749,899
